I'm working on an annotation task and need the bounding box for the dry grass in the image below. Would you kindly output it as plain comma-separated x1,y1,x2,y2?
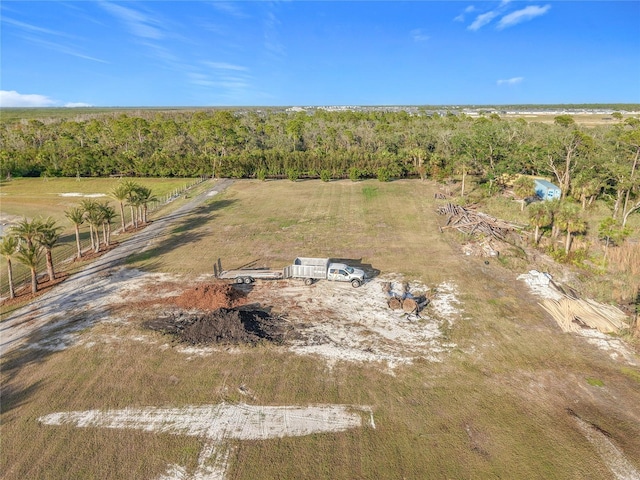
2,179,640,479
609,242,640,277
126,179,457,285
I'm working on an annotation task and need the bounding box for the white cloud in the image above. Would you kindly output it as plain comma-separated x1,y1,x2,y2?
0,90,91,108
24,36,108,63
497,77,524,86
190,61,253,92
497,5,551,30
454,5,476,22
468,11,499,31
0,90,57,107
264,9,285,58
210,2,247,19
99,1,163,40
410,29,429,42
204,62,248,72
2,17,73,38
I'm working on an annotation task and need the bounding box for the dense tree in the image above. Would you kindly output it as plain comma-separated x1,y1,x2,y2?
554,115,576,128
514,176,535,211
543,128,595,200
617,126,640,226
0,109,638,219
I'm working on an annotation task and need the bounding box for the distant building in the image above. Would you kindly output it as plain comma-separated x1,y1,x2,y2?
534,179,561,201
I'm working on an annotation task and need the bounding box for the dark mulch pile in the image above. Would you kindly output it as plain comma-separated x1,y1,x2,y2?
144,307,292,345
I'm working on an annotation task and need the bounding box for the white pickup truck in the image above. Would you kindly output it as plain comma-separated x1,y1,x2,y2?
284,257,366,287
217,257,366,287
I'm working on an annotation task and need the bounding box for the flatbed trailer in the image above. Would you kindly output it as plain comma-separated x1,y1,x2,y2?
216,257,365,287
217,269,283,284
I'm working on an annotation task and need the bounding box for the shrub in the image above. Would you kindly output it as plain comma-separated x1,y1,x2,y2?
286,168,299,182
257,168,267,181
349,167,362,182
376,167,391,182
320,170,332,182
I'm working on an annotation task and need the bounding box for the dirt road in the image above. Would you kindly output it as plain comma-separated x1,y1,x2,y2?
0,179,234,356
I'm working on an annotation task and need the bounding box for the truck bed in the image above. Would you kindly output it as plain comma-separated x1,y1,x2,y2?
283,257,330,279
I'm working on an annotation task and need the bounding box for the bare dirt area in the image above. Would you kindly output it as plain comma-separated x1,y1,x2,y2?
245,277,460,369
55,271,461,372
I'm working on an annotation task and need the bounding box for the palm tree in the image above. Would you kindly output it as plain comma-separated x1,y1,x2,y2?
80,199,99,252
85,207,105,253
598,217,631,261
135,185,156,225
111,180,138,232
11,217,42,248
15,242,42,294
126,187,142,229
0,235,19,299
65,206,85,259
544,199,562,239
527,202,552,244
557,202,587,254
36,217,63,281
98,202,118,247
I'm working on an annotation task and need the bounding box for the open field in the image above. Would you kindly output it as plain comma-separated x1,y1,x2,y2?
0,176,203,226
2,179,640,479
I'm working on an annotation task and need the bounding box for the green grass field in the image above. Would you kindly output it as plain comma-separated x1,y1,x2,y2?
0,176,203,223
1,179,639,479
0,177,206,296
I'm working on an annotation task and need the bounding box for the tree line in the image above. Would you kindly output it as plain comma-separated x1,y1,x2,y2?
1,108,638,223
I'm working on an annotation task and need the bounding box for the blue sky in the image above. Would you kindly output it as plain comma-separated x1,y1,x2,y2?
1,1,639,107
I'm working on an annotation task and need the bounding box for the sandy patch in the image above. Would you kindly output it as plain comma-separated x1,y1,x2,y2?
59,192,107,197
247,276,461,370
517,270,564,301
572,414,640,480
15,269,181,352
39,402,373,480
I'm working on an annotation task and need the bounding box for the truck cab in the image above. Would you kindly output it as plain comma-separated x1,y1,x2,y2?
327,263,365,287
